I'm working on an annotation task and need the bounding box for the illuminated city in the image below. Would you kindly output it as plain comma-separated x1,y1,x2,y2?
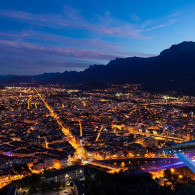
0,84,194,194
0,0,195,194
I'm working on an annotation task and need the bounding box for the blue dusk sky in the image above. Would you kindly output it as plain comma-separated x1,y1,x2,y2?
0,0,195,75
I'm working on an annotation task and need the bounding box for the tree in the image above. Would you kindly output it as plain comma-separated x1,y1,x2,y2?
164,169,172,180
61,181,66,189
175,183,195,195
28,186,36,194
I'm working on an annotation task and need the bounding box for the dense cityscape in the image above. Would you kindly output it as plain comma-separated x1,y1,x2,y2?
0,84,194,194
1,1,195,194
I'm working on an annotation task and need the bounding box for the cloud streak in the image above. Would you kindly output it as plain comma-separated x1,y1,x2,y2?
0,7,181,41
140,11,182,31
0,9,146,40
0,40,119,60
137,19,176,32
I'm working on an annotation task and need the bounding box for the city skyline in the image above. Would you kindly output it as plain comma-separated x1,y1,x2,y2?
1,0,195,74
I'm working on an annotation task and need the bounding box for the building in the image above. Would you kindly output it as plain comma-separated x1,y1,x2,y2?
73,180,86,195
143,136,158,147
43,165,85,184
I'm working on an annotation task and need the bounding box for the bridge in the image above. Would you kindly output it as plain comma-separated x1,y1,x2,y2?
161,140,195,173
176,153,195,173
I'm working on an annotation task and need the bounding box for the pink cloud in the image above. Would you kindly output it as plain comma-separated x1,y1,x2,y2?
0,9,146,40
0,39,120,60
0,36,155,60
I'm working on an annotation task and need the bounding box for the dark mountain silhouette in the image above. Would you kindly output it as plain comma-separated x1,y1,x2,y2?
0,41,195,95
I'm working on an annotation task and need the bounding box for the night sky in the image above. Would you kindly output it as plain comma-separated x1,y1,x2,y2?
0,0,195,75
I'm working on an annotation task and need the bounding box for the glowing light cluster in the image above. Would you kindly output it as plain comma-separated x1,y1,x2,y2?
36,89,87,160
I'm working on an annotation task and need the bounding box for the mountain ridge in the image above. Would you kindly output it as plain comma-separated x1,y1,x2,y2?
0,41,195,95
